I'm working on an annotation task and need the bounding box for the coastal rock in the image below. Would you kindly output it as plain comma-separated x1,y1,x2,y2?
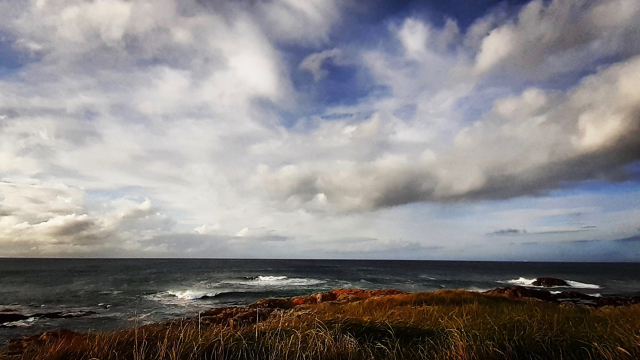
314,291,337,303
250,298,295,309
199,289,404,327
483,286,629,306
484,286,557,302
591,296,640,307
532,277,568,287
0,311,30,325
288,289,404,305
330,289,404,302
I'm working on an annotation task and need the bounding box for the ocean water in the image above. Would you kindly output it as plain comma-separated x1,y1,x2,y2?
1,259,640,343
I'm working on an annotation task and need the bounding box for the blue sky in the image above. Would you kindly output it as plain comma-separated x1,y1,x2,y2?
0,0,639,260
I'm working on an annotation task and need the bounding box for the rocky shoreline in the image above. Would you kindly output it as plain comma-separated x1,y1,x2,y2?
4,284,640,358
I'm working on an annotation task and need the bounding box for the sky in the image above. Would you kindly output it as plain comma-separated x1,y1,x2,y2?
0,0,639,261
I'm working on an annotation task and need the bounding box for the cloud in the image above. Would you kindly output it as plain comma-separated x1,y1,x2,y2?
472,0,640,78
260,54,640,211
0,0,638,258
300,48,344,81
488,228,526,236
615,234,640,243
256,0,342,44
0,181,172,255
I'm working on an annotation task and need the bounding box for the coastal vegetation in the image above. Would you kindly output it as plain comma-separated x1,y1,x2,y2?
3,288,640,360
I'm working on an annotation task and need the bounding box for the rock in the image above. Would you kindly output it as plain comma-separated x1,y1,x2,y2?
485,286,640,308
250,298,295,309
532,277,568,287
0,312,30,325
330,289,403,302
200,289,404,327
314,292,337,303
484,286,557,302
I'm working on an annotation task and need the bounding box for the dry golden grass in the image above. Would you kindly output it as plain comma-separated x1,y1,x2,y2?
3,290,640,360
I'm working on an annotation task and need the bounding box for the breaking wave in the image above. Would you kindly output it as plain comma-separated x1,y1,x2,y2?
167,290,221,300
499,277,601,289
223,275,325,287
0,317,37,328
147,275,325,303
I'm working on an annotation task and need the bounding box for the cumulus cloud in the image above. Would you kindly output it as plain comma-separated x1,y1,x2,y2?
0,182,172,255
260,54,640,211
473,0,640,78
0,0,638,258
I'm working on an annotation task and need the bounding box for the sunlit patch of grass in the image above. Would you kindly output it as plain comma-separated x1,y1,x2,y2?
3,290,640,359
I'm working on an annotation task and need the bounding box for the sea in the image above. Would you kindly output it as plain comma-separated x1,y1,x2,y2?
1,259,640,344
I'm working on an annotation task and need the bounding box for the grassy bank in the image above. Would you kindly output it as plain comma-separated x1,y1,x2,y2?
3,289,640,359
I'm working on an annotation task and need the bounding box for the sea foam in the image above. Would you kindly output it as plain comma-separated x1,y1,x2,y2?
500,277,601,289
224,275,325,287
167,290,220,300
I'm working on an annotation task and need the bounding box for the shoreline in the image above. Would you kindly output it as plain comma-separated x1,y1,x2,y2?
3,286,640,359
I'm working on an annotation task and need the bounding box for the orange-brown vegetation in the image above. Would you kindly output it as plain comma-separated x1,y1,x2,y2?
3,288,640,359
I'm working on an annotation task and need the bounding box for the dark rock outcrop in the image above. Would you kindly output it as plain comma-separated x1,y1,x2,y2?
485,286,640,307
0,311,30,325
532,277,569,287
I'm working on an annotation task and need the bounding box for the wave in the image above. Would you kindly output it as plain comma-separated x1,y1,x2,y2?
500,277,537,286
0,317,37,328
224,275,325,287
256,276,287,281
167,290,222,300
499,277,601,289
565,280,601,289
145,289,224,303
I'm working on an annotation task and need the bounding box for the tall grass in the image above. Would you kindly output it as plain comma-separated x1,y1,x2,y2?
4,290,640,359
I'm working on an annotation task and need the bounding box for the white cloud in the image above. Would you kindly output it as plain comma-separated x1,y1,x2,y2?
300,48,344,81
257,0,342,44
194,223,221,235
0,0,638,259
473,0,640,78
260,54,640,211
0,181,174,255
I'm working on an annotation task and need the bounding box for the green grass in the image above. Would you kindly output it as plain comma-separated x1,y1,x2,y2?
3,290,640,359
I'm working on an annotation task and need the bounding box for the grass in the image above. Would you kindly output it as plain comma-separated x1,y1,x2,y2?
3,290,640,359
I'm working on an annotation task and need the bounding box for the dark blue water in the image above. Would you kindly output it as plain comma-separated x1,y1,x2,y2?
1,259,640,343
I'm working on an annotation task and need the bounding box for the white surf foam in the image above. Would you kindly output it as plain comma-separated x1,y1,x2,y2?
1,317,37,327
145,289,224,304
256,276,287,281
501,277,536,286
167,290,220,300
566,280,601,289
224,275,325,287
500,277,601,289
251,276,324,286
